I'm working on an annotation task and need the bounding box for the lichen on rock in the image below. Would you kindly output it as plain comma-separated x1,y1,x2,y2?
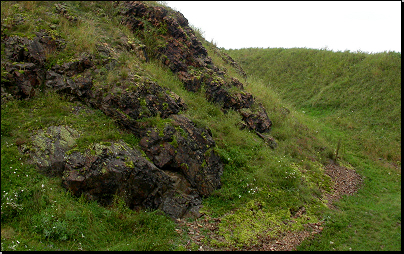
29,125,80,177
118,1,273,135
26,124,218,218
139,114,223,197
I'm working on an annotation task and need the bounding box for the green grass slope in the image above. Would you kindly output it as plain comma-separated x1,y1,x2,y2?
226,47,401,250
227,47,401,164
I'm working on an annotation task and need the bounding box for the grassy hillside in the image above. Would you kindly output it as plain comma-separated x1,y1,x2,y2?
1,1,401,251
226,47,401,250
227,47,401,165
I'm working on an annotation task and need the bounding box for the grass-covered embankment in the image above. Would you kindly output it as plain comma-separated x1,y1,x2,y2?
227,47,401,250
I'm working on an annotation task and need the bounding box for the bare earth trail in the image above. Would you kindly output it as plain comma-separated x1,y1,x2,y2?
175,161,363,251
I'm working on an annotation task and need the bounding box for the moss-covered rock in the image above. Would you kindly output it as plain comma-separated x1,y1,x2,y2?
29,125,80,177
27,125,209,218
139,114,223,196
118,1,273,134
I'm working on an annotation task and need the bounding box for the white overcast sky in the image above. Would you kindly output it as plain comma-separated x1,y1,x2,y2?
165,1,401,53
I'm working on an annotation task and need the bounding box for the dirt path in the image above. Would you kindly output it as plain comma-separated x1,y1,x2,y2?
175,161,363,251
323,161,363,209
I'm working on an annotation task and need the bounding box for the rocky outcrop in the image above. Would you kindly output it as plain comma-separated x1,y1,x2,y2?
1,1,276,218
62,141,201,218
54,3,78,22
2,27,222,218
1,31,186,120
218,51,247,80
118,1,273,134
27,125,80,177
139,114,223,196
240,105,273,134
27,126,204,218
2,31,65,99
1,61,44,99
90,80,187,120
3,31,64,66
